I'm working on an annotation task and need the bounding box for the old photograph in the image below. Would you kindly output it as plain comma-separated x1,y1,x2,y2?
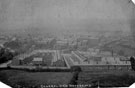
0,0,135,88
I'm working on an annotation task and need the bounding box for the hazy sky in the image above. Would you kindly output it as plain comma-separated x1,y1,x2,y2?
0,0,134,33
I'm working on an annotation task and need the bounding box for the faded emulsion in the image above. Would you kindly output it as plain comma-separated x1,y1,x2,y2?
130,0,135,42
132,0,135,4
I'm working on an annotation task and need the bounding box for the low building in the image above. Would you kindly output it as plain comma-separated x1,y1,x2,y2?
53,59,66,67
11,58,20,66
32,57,43,66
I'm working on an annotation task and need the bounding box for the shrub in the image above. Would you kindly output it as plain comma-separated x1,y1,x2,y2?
70,66,82,72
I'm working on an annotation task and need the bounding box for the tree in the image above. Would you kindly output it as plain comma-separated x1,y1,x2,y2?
71,66,82,72
130,56,135,71
0,48,14,64
0,48,5,56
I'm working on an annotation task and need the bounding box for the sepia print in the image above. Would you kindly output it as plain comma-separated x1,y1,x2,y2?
0,0,135,88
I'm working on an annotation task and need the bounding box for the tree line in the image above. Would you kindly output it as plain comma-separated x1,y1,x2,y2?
130,56,135,71
0,48,15,64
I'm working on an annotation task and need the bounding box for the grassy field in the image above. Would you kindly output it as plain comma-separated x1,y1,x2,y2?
0,70,73,87
78,70,135,87
1,69,135,87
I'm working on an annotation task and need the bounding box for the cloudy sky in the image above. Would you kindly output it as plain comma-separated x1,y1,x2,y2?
0,0,134,34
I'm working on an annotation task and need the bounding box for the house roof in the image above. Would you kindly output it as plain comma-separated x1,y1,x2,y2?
33,58,43,62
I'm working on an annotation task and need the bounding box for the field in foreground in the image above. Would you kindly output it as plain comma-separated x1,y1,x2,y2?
0,70,73,88
1,69,135,88
78,70,135,87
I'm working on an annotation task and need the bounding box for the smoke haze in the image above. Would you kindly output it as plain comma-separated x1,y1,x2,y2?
0,0,134,34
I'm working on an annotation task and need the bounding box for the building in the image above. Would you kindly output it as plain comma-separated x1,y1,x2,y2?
69,51,131,70
11,58,20,66
32,57,43,66
55,40,68,49
53,59,66,67
87,37,99,48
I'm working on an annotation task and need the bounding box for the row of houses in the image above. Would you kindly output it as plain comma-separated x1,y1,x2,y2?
63,50,132,70
71,51,131,65
11,50,55,66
